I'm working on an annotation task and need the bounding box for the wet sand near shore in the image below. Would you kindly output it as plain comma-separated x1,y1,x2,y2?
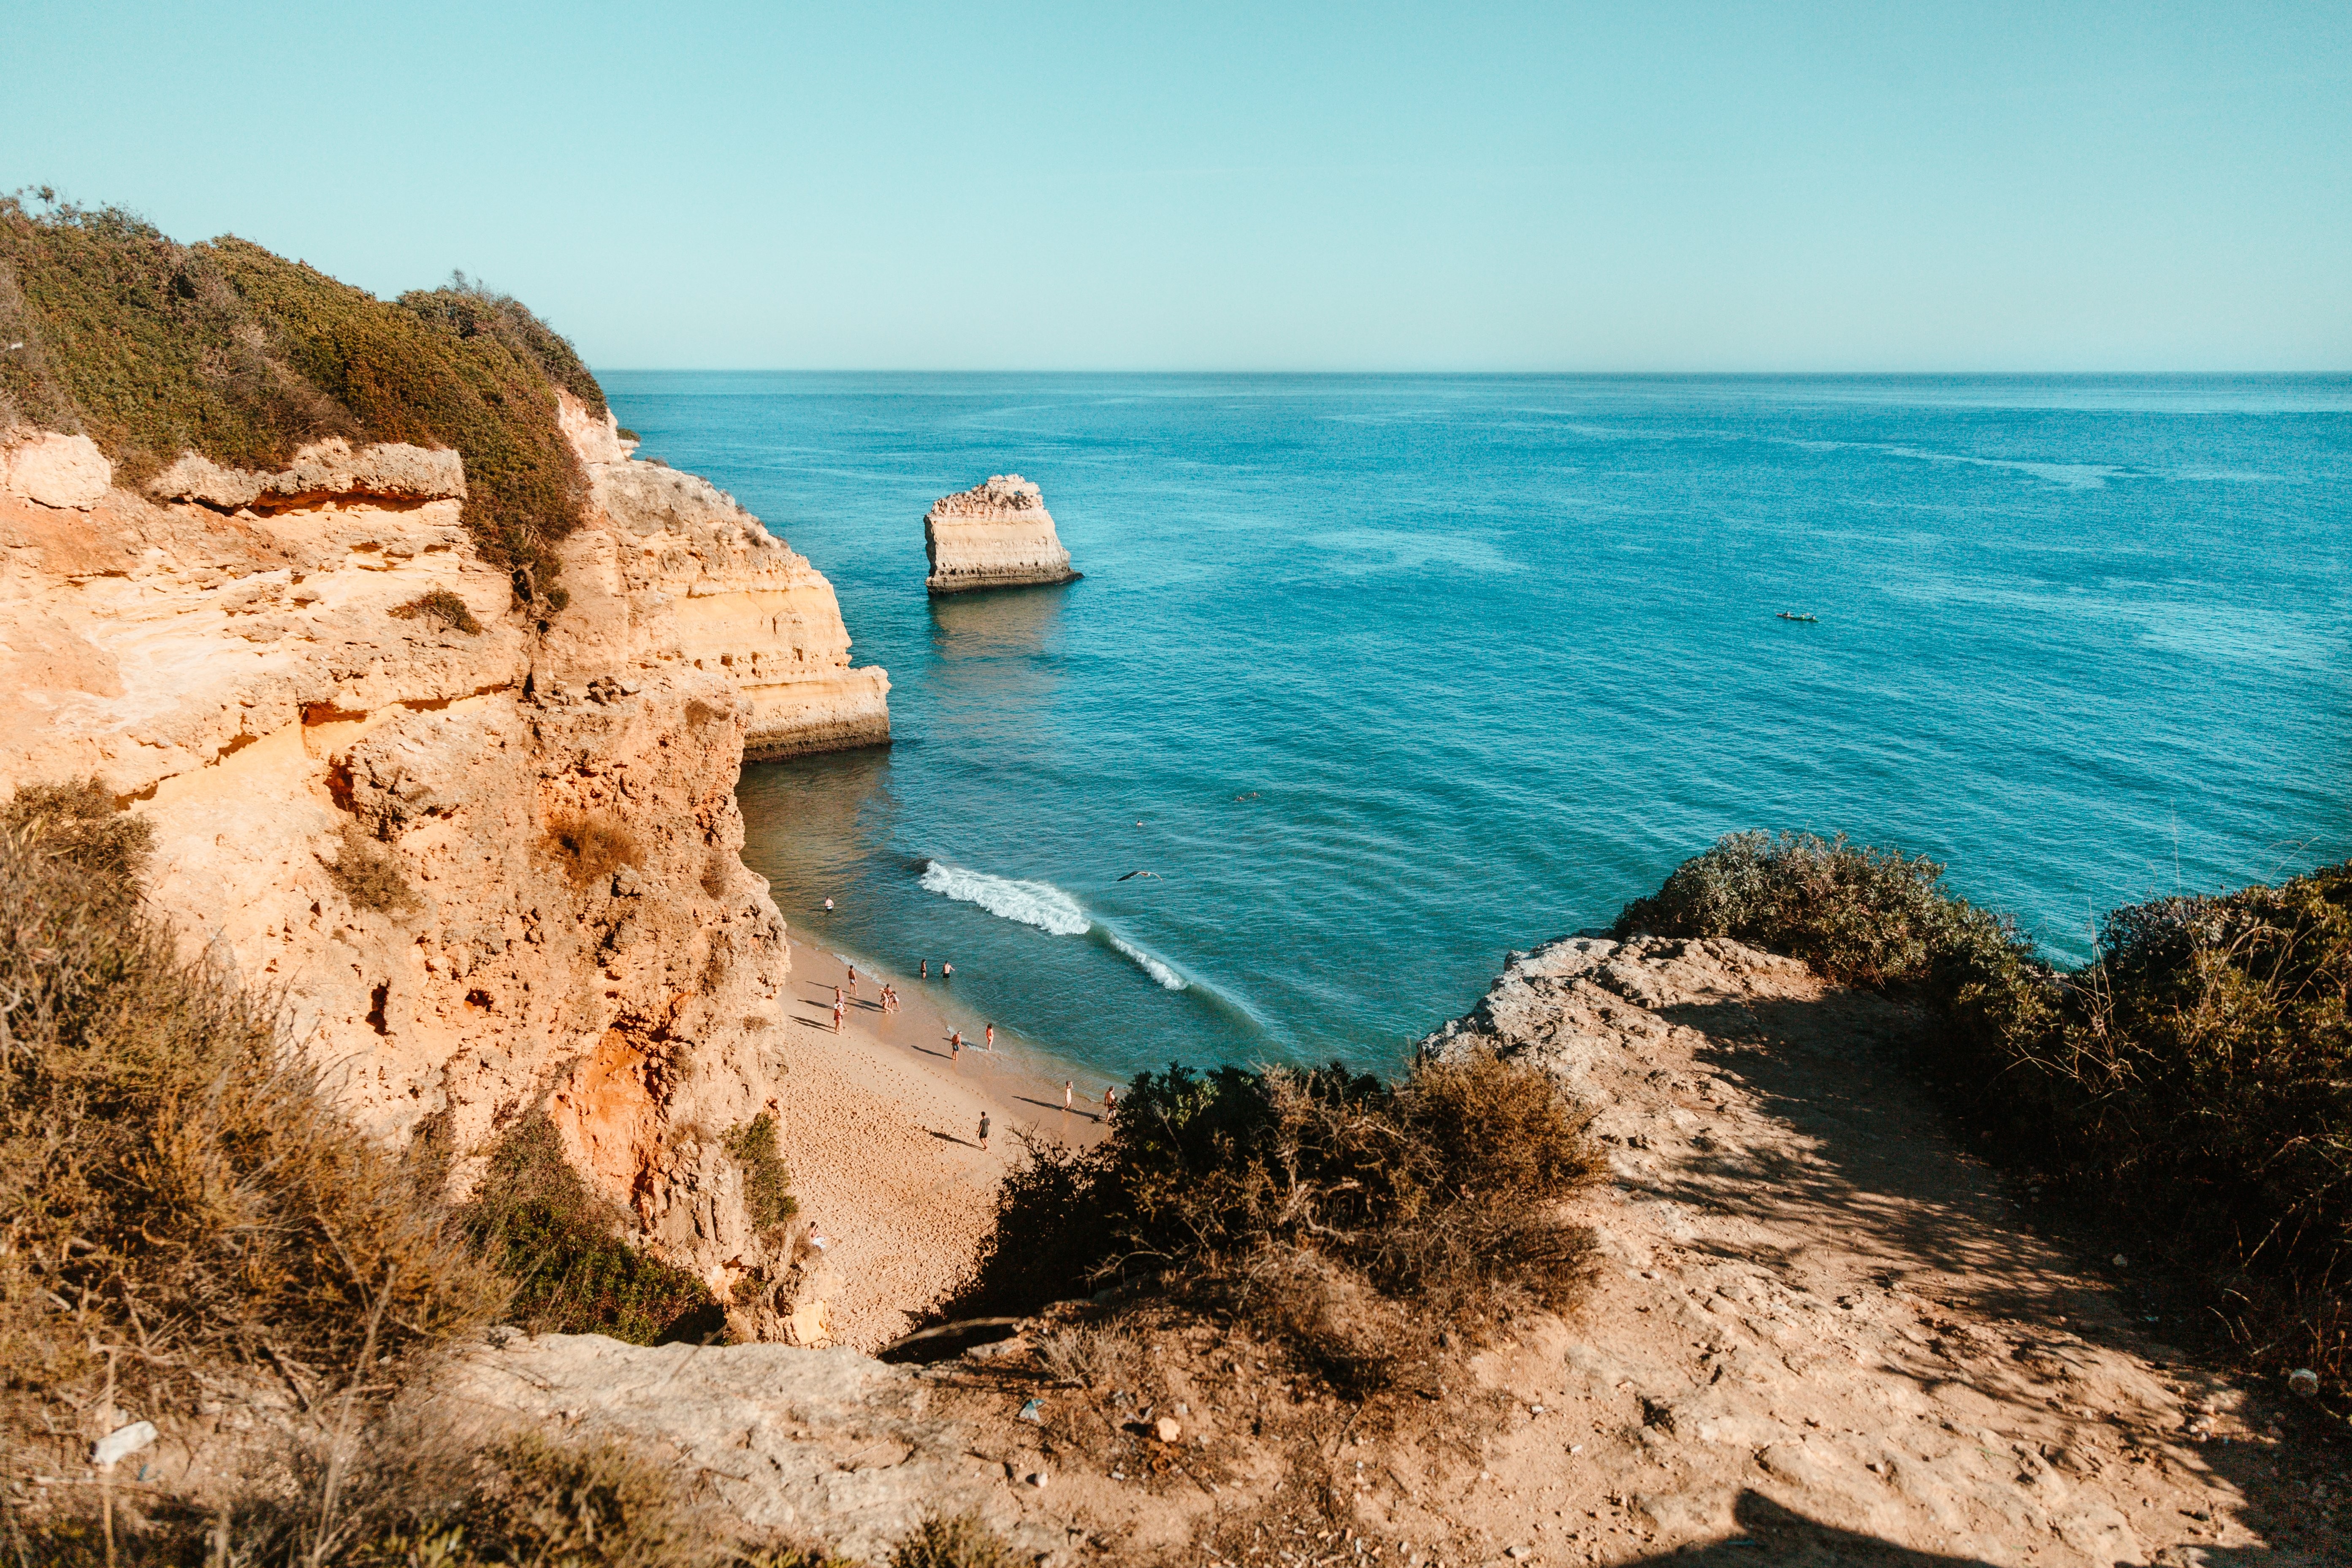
772,930,1113,1351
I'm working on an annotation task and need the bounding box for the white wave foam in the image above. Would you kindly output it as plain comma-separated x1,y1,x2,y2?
918,860,1089,936
1105,929,1187,991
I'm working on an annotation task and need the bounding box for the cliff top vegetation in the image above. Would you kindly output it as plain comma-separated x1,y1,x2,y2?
1617,829,2352,1402
0,190,604,596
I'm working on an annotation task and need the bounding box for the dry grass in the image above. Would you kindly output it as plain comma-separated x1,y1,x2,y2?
541,810,640,890
943,1048,1601,1396
1033,1323,1142,1389
0,781,504,1493
723,1112,798,1235
387,587,484,636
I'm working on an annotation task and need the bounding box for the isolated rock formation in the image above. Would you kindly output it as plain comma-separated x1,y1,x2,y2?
0,408,886,1306
0,429,112,508
923,473,1078,593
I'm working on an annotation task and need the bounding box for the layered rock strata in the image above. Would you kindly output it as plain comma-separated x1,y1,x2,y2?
562,396,892,757
0,410,886,1315
922,473,1078,593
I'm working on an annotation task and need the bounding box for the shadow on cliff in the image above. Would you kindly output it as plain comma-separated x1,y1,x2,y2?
1630,991,2344,1563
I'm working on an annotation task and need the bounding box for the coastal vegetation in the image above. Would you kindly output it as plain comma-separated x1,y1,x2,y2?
0,782,782,1563
0,192,599,603
1617,829,2352,1395
943,1049,1603,1394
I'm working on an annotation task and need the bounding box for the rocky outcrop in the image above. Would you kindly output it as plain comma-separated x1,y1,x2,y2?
923,474,1078,594
147,437,467,510
0,412,887,1307
1,429,112,509
560,395,891,758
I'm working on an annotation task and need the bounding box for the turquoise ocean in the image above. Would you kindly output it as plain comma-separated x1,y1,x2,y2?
601,374,2351,1081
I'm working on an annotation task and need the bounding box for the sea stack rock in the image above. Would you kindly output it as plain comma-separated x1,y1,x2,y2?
923,474,1079,594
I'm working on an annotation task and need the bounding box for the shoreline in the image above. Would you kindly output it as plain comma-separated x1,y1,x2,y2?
770,929,1113,1351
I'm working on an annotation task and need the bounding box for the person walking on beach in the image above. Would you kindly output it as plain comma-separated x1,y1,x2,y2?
985,1023,995,1052
833,985,843,1012
951,1030,962,1062
881,984,897,1014
846,965,857,998
1063,1079,1075,1111
978,1112,990,1152
832,999,844,1033
1102,1083,1117,1115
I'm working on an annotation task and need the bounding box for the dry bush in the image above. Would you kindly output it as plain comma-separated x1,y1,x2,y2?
387,585,485,635
943,1049,1601,1392
542,810,640,889
889,1512,1019,1568
1033,1323,1142,1389
0,781,504,1487
325,818,420,916
455,1115,721,1346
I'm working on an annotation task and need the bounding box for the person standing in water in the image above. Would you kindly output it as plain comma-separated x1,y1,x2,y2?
978,1112,990,1152
824,897,834,914
985,1023,995,1053
942,961,953,980
921,959,929,979
950,1030,962,1062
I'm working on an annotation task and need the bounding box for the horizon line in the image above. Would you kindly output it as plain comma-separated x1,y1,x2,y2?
589,366,2352,379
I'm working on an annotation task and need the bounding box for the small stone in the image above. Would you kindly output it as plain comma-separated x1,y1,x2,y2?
1155,1416,1182,1443
91,1421,157,1468
1018,1397,1044,1422
2289,1368,2320,1396
1507,1549,1531,1560
1027,1470,1049,1489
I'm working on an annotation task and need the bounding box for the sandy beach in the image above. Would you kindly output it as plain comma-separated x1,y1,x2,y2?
772,929,1115,1351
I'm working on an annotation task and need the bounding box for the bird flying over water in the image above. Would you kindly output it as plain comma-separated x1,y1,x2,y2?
1116,869,1160,881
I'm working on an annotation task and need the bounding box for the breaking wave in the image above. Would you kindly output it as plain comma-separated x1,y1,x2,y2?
917,860,1089,935
918,858,1191,992
1097,925,1188,991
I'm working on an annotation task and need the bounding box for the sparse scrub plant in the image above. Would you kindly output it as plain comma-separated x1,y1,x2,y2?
542,810,641,889
325,818,422,916
723,1111,798,1234
388,585,485,635
889,1511,1019,1568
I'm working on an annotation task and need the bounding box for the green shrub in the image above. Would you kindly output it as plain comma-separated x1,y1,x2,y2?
0,194,599,598
389,585,485,635
1621,830,2352,1394
456,1116,719,1345
0,782,505,1480
945,1049,1600,1388
723,1111,797,1232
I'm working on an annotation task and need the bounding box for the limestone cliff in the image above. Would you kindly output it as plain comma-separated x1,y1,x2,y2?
922,473,1078,593
0,412,882,1317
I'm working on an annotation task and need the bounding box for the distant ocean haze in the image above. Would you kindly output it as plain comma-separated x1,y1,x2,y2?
601,373,2352,1081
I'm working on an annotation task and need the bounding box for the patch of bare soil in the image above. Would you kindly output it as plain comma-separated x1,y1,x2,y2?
925,936,2347,1567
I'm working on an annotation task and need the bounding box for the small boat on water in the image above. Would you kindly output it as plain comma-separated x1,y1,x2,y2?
1776,611,1819,623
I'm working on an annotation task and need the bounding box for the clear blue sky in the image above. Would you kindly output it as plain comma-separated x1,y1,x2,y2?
5,1,2346,370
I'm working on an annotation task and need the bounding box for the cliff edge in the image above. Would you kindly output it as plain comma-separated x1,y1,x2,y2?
923,473,1079,593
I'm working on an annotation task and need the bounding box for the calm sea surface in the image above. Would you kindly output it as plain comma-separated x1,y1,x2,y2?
601,374,2352,1081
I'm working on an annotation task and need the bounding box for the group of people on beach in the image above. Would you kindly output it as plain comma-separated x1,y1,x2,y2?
829,964,901,1032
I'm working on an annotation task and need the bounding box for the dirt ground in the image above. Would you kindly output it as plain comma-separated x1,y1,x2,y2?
908,936,2350,1567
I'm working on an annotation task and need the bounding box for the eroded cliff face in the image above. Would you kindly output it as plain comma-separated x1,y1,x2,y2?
0,414,883,1316
922,473,1078,594
560,396,891,758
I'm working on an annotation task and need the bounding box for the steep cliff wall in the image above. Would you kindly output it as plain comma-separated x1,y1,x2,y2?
559,396,890,758
923,473,1078,593
0,413,880,1316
